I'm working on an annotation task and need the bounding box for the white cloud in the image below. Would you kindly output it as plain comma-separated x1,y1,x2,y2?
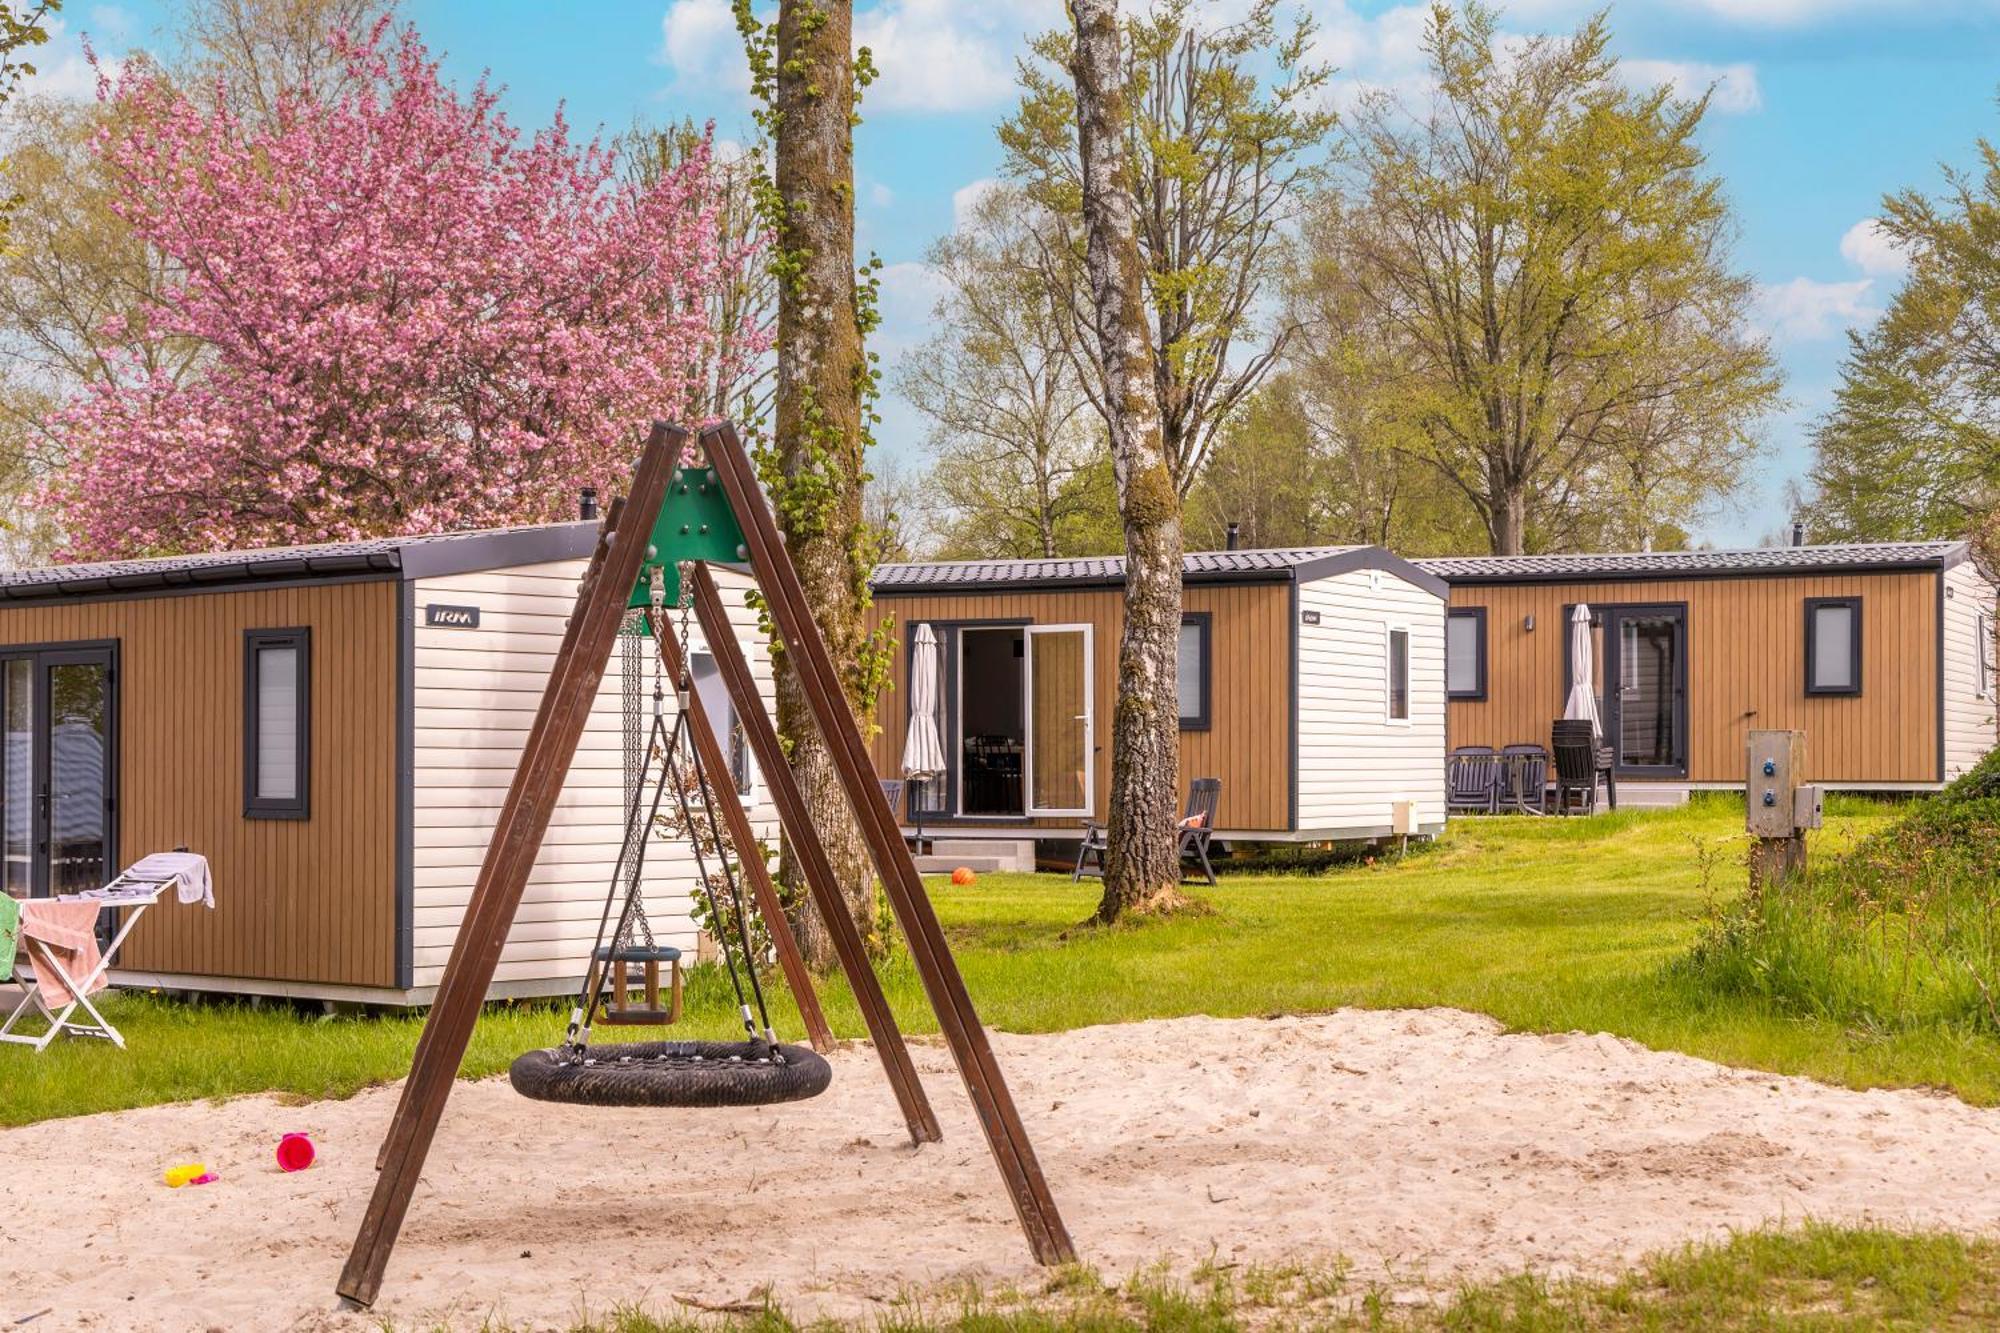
951,176,998,229
854,0,1016,113
658,0,750,94
1676,0,1877,25
868,180,895,208
1839,218,1910,278
19,14,123,100
1756,276,1879,341
1618,58,1761,113
873,259,948,356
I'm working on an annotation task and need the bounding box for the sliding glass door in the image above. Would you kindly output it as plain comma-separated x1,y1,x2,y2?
0,644,117,898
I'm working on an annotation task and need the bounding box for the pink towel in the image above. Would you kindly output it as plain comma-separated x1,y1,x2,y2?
19,901,106,1008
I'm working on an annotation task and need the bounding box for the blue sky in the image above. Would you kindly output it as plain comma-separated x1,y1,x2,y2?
41,0,2000,547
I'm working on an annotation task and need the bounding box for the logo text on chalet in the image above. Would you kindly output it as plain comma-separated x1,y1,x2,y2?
425,604,481,629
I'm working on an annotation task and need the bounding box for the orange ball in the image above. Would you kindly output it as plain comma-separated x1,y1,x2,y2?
950,866,977,886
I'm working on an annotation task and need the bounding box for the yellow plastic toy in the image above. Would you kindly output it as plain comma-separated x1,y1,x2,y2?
163,1163,215,1188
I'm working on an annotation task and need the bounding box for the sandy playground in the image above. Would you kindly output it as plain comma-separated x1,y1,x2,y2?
7,1008,2000,1330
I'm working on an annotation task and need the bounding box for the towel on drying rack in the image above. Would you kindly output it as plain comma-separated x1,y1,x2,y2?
0,894,17,983
118,851,213,909
18,900,105,1007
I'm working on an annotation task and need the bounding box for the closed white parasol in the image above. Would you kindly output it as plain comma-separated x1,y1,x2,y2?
902,623,946,784
1563,603,1603,742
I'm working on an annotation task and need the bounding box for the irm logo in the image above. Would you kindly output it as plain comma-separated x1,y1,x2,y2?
424,604,481,629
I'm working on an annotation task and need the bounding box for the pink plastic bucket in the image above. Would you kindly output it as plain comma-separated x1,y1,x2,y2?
276,1133,316,1173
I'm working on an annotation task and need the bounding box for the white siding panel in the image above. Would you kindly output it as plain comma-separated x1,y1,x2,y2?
1943,559,1999,781
409,559,778,991
1294,568,1447,835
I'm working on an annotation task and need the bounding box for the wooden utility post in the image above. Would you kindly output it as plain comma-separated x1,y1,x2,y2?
1746,729,1821,892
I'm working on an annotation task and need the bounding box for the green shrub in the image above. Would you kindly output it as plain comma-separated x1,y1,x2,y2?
1674,783,2000,1034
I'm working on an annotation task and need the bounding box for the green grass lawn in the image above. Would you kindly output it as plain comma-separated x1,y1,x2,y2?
544,1224,2000,1331
9,794,2000,1128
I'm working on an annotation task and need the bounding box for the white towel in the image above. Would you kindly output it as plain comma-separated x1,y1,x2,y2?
124,851,214,909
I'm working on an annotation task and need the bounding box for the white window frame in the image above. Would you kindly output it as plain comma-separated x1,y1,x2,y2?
1384,623,1413,727
1024,622,1095,818
1976,606,1996,701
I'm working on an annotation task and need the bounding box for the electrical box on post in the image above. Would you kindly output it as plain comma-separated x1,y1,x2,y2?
1794,784,1824,830
1746,729,1807,837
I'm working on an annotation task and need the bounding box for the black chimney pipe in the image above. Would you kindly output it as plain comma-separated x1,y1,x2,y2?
1791,520,1805,548
579,486,600,521
1225,522,1240,551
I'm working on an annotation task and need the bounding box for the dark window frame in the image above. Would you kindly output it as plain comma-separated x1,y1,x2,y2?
1804,597,1863,697
244,627,311,819
1446,607,1487,701
1177,611,1212,731
1386,625,1412,722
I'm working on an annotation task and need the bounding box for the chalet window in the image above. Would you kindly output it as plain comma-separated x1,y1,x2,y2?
1177,613,1211,731
1804,597,1862,696
1978,610,1995,702
244,628,310,818
1446,608,1486,700
690,651,753,795
1386,626,1411,722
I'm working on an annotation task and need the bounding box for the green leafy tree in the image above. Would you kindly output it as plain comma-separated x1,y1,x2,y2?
896,182,1114,560
1802,133,2000,542
1003,0,1333,494
1317,2,1778,555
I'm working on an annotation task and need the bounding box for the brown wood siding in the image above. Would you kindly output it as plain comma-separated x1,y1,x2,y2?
1446,571,1940,784
866,583,1293,831
0,580,398,985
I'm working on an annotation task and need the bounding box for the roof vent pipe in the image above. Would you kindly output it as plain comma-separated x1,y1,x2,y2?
580,486,600,521
1225,522,1240,551
1791,520,1805,548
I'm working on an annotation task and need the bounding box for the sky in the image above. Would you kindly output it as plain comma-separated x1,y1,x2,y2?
37,0,2000,548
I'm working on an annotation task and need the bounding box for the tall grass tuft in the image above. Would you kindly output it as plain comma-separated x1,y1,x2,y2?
1675,750,2000,1034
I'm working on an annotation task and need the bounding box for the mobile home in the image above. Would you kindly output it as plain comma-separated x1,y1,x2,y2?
0,524,775,1004
1416,541,1999,792
866,547,1450,852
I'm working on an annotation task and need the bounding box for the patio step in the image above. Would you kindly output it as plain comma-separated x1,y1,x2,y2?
915,837,1037,873
1617,783,1691,809
913,855,1004,875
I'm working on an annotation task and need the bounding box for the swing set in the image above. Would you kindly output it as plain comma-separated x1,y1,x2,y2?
337,421,1075,1308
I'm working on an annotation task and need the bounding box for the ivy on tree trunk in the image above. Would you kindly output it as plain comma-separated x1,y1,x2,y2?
737,0,889,965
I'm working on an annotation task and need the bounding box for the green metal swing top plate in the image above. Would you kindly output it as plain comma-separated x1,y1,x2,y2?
625,465,748,622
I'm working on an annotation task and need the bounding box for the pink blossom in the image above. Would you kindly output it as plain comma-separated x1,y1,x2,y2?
43,22,760,559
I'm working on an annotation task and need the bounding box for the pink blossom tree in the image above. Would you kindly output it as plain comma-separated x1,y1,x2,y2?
43,22,749,559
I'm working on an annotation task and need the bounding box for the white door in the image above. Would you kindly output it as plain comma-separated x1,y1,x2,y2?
1024,624,1093,817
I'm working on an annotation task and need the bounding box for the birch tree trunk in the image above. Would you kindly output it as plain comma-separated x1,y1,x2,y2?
769,0,875,964
1069,0,1186,921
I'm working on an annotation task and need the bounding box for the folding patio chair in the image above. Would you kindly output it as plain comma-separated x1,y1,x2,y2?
1074,777,1223,885
1447,747,1502,815
2,852,212,1054
1500,743,1551,814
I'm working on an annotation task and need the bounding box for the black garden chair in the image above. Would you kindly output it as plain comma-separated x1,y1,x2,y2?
1447,746,1502,815
1074,777,1221,886
1499,743,1551,814
1550,720,1606,815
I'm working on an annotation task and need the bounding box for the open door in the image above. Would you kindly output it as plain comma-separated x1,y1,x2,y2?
1025,624,1092,817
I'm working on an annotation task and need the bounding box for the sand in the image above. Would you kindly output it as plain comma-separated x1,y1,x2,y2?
6,1008,2000,1331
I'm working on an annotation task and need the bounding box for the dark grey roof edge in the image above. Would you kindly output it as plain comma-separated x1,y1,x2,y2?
871,545,1448,599
1293,546,1449,600
870,565,1296,595
0,522,602,606
1415,540,1970,585
396,522,599,581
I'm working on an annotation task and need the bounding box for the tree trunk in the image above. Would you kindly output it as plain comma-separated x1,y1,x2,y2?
770,0,874,965
1070,0,1186,922
1490,477,1528,555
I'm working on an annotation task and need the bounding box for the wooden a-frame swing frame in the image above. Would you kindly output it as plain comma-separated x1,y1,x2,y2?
337,421,1075,1308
